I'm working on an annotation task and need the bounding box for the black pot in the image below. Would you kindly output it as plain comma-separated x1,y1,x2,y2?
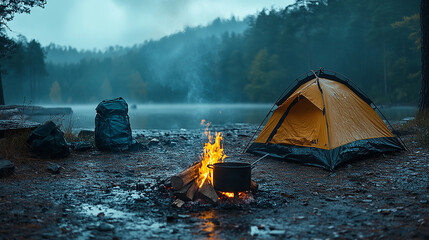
209,162,251,192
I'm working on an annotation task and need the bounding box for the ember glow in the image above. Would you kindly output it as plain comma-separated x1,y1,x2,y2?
197,120,227,188
219,192,254,203
221,192,235,198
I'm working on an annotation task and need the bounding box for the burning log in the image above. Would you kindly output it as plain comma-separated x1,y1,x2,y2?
171,162,202,190
198,179,218,204
168,121,258,205
173,177,204,202
185,179,201,201
173,182,192,201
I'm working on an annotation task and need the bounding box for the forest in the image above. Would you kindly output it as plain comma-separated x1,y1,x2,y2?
0,0,421,105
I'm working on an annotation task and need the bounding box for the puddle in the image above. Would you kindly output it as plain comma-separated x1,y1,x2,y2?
81,203,134,219
79,203,170,238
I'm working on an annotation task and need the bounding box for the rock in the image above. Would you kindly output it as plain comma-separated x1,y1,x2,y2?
86,224,98,230
27,121,70,158
129,140,148,151
166,215,178,222
0,160,14,177
377,208,397,215
78,130,94,140
163,140,177,147
0,119,40,131
325,197,339,201
136,183,145,191
47,162,61,174
269,230,286,236
280,193,295,199
70,141,92,151
98,222,114,231
149,138,160,146
250,226,260,236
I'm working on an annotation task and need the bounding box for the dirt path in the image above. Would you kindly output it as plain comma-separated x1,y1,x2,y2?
0,124,428,239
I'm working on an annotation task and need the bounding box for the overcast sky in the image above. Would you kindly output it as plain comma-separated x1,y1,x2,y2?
7,0,295,50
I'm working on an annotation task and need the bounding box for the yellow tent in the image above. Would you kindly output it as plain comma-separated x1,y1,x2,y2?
246,70,405,170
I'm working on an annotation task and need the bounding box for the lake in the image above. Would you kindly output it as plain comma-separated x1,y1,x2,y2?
42,104,417,130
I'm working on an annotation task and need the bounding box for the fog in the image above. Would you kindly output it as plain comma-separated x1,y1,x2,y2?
7,0,293,50
1,0,421,107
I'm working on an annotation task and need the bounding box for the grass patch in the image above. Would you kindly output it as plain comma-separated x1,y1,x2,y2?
57,118,80,142
63,125,80,142
402,112,429,148
414,119,429,148
0,129,32,159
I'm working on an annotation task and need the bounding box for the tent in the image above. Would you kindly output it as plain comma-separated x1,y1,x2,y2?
246,69,405,170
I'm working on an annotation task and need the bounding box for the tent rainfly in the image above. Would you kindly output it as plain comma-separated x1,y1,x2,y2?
246,69,405,171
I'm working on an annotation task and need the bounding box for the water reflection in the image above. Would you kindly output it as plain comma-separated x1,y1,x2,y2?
191,210,223,239
71,103,272,130
39,104,417,130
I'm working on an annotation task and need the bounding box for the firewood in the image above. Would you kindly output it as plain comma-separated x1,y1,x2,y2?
172,199,185,208
171,162,202,190
185,179,201,201
251,179,258,193
198,179,219,204
173,181,192,201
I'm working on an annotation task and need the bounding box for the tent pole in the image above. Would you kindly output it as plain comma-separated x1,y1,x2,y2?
324,69,409,151
312,69,332,151
241,71,312,154
313,69,334,169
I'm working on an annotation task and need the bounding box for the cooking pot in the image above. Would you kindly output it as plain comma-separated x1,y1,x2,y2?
208,162,251,192
207,154,269,192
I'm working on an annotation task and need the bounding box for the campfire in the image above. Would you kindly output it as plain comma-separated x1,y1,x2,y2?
170,120,257,206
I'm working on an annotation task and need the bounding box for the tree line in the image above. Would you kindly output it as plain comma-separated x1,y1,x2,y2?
1,0,421,105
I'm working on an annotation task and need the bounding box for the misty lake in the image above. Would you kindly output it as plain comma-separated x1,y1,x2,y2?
38,104,418,130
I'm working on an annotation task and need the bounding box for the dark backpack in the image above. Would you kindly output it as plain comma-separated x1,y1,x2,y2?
95,97,132,151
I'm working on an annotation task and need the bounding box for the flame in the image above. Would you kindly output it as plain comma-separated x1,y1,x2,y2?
221,192,235,198
197,120,227,188
219,192,254,203
220,192,245,198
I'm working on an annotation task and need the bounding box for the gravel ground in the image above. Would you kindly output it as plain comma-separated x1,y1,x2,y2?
0,123,428,239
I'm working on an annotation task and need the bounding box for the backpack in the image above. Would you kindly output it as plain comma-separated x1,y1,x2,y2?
95,97,132,151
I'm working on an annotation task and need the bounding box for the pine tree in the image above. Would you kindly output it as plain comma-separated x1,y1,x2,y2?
418,0,429,117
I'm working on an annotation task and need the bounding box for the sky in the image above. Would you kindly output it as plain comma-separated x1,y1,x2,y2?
7,0,295,50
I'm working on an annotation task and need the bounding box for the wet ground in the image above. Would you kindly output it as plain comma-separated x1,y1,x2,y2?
0,123,428,239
